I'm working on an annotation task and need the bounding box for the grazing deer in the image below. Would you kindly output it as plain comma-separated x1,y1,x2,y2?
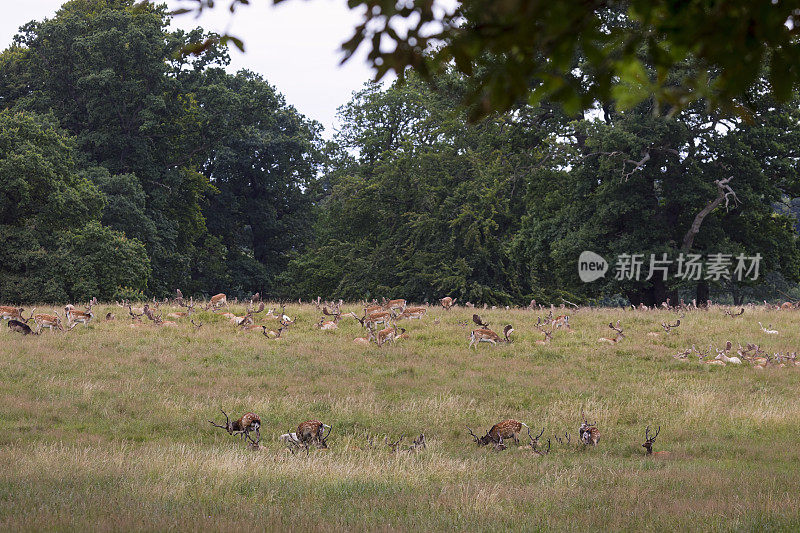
205,293,228,310
642,425,670,457
8,319,35,335
376,324,404,346
366,309,394,329
440,297,456,311
64,302,94,327
598,321,625,344
0,306,31,323
284,420,332,454
33,311,65,333
397,306,426,320
382,298,407,312
468,324,513,348
208,409,261,446
467,419,529,449
579,413,600,446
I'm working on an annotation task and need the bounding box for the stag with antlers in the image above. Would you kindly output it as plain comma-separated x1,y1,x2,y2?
598,321,625,344
579,413,600,446
208,409,261,447
642,425,670,457
283,420,332,454
467,419,529,450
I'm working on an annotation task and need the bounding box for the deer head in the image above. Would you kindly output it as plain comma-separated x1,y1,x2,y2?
642,425,660,455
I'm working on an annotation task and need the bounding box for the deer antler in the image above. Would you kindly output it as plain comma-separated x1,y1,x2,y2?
208,409,230,430
191,319,203,329
645,425,660,443
466,426,481,443
473,314,489,328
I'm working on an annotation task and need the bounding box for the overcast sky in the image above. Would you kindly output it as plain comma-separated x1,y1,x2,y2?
0,0,387,138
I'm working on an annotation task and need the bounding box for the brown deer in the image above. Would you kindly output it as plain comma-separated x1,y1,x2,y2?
468,324,513,348
533,317,554,345
353,325,376,345
467,419,529,448
365,308,394,329
551,314,571,331
376,324,404,346
0,306,31,323
33,311,65,333
64,301,94,327
598,321,625,344
284,420,332,454
526,427,551,456
167,297,196,319
440,296,457,311
642,425,669,457
579,413,600,446
382,298,407,312
205,293,228,310
208,409,261,446
397,306,426,320
317,305,341,330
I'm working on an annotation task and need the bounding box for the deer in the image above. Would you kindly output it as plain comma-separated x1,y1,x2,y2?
376,324,404,346
598,320,625,344
64,301,94,327
533,317,554,345
467,419,530,449
353,325,376,345
167,297,196,319
759,322,779,335
396,306,426,320
468,324,513,348
261,322,289,339
204,293,228,310
724,308,745,318
33,310,65,333
382,297,407,312
365,308,394,329
579,412,600,446
284,420,332,454
0,306,32,323
208,409,261,446
8,319,35,335
386,433,427,453
526,427,551,456
440,297,457,311
642,425,670,457
551,314,571,331
650,319,681,337
317,305,342,330
472,314,489,328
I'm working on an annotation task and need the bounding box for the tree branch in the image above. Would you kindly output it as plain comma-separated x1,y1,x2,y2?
681,177,740,251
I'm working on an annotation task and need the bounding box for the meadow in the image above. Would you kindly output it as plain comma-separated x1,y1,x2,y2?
1,302,799,531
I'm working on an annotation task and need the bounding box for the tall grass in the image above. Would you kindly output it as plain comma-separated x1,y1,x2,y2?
1,303,799,530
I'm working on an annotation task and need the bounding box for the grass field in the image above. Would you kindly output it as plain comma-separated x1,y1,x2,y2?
2,303,800,531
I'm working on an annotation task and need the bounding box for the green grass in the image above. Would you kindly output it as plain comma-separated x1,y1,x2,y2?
2,303,800,531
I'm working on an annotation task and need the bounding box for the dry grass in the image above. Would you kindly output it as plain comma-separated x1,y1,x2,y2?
2,303,800,531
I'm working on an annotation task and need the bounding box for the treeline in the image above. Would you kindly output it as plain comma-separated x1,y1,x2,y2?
1,0,799,305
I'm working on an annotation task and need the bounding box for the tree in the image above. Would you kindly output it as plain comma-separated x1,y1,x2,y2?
169,0,800,120
0,110,149,302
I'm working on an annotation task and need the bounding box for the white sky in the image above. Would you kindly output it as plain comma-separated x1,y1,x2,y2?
0,0,387,138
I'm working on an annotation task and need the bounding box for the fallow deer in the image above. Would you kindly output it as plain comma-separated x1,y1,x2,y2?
440,297,456,311
64,301,94,327
551,314,571,331
205,293,228,310
382,298,407,312
526,427,551,456
468,324,513,348
167,297,196,319
8,319,34,335
366,308,393,328
208,409,261,446
353,325,376,345
33,311,65,333
0,306,31,323
284,420,332,454
397,306,426,320
533,317,554,345
759,322,779,335
579,413,600,446
318,305,341,330
642,425,670,457
376,324,404,346
467,419,529,449
598,321,625,344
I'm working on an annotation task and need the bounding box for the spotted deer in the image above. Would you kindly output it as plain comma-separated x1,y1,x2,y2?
598,321,625,344
284,420,332,454
468,324,513,348
64,301,94,327
33,310,65,333
382,298,407,312
208,409,261,446
467,419,529,449
205,293,228,310
0,306,31,323
579,413,600,446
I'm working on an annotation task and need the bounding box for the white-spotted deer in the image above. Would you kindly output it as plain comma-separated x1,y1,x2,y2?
468,324,513,348
0,306,32,323
208,409,261,446
317,305,342,330
33,310,65,333
579,412,600,446
467,419,529,449
284,420,332,454
205,293,228,310
382,297,407,312
64,301,94,327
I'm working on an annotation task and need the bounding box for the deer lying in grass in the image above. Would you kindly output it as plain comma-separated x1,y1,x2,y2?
759,322,779,335
386,434,427,453
533,317,554,345
208,409,261,446
598,321,625,344
317,305,341,330
526,427,551,456
467,419,530,450
261,322,288,339
167,297,195,319
469,324,513,348
649,319,680,337
353,325,376,345
642,425,669,457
